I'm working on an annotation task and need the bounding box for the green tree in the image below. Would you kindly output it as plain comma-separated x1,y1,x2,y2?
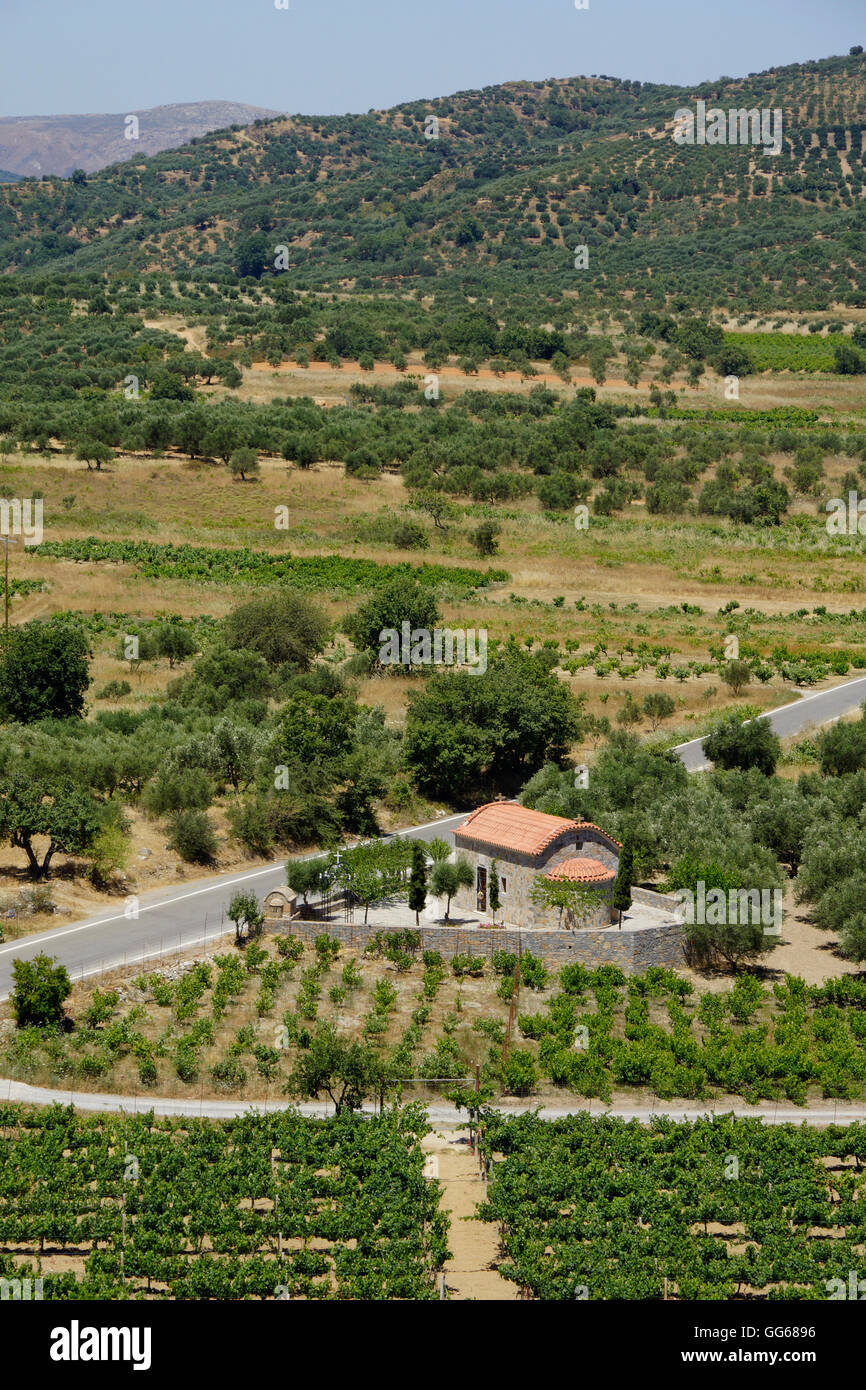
471,521,501,556
0,778,102,879
168,809,218,864
223,592,329,669
722,659,752,696
405,647,583,800
642,692,675,731
288,1022,383,1113
74,438,113,471
229,447,259,481
228,890,264,943
0,618,90,722
833,343,865,376
152,622,198,668
11,953,72,1027
408,840,427,925
234,232,270,280
529,874,599,928
344,578,440,666
703,715,780,775
335,840,410,925
818,716,866,776
684,916,778,974
612,835,634,928
287,858,324,909
488,858,501,923
430,857,474,922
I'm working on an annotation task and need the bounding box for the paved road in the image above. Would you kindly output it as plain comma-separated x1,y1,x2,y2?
673,673,866,771
2,1075,863,1128
0,812,466,1001
3,674,866,1000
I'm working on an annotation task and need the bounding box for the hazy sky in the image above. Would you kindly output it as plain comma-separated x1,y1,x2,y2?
0,0,863,118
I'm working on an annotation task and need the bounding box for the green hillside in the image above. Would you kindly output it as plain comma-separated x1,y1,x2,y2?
1,51,866,311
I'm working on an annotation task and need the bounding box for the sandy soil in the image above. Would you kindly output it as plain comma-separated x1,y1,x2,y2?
422,1129,518,1300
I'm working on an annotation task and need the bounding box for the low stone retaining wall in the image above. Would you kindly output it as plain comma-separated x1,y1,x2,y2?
267,913,685,974
632,885,685,912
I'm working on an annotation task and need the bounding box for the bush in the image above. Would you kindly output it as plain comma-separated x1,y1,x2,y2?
11,954,71,1028
211,1057,247,1091
168,809,218,863
143,768,214,816
314,934,342,969
451,953,486,978
276,935,304,961
502,1048,538,1096
96,680,132,700
703,714,780,774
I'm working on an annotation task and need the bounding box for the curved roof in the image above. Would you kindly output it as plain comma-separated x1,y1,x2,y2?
546,856,616,884
455,802,582,856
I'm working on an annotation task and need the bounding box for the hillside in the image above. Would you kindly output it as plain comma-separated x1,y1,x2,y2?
1,53,866,309
0,100,283,179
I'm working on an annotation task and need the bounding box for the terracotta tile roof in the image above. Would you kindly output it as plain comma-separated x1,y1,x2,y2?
546,856,616,884
455,802,582,856
579,822,623,849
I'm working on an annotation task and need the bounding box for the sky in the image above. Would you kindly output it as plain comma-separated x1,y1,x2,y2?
0,0,863,119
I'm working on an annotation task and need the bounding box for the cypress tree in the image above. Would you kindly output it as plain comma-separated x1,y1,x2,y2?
408,840,427,926
489,859,501,923
612,835,634,929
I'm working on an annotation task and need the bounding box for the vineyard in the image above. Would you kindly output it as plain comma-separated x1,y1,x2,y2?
0,1102,448,1299
33,538,508,596
477,1111,866,1299
516,967,866,1105
723,333,849,374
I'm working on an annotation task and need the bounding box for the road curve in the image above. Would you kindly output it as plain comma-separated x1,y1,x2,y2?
673,673,866,771
2,672,866,1095
0,812,467,1001
3,675,866,998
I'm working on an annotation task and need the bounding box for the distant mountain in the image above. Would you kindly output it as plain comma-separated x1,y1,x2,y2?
0,170,19,183
1,54,865,311
0,101,283,178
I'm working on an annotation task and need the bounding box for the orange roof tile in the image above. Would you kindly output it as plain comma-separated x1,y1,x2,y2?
579,821,623,849
455,802,582,856
546,856,616,884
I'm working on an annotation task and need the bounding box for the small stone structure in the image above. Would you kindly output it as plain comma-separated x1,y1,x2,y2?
263,888,297,922
451,801,623,929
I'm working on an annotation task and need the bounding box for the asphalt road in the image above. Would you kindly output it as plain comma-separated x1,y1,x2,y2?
0,812,467,1001
2,674,865,1005
673,673,866,770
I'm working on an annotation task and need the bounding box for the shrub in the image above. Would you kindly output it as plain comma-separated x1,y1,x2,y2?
451,953,486,978
341,958,363,990
211,1057,247,1091
502,1048,538,1096
96,680,132,700
11,954,71,1028
168,809,218,863
276,935,304,961
314,934,342,969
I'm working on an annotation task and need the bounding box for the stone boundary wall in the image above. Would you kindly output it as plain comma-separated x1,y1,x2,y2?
632,886,685,913
267,913,685,973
